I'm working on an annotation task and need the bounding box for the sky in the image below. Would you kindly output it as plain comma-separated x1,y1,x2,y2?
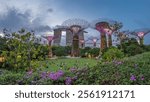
0,0,150,44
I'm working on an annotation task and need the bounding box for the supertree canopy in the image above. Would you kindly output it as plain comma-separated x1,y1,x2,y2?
62,18,89,57
91,18,122,53
89,37,99,47
130,28,150,45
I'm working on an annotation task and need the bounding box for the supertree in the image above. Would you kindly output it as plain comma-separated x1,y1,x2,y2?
62,18,89,57
130,28,150,45
114,30,130,45
42,35,56,58
91,19,122,53
79,39,85,48
88,37,99,48
92,37,99,48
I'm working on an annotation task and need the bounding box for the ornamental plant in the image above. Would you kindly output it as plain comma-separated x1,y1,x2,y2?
102,47,124,61
1,29,48,71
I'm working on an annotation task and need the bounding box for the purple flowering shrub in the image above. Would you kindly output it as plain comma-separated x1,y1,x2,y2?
74,52,150,85
15,68,78,85
1,52,150,85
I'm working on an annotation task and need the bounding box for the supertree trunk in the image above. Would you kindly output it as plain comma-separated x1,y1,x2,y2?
108,35,112,47
100,33,107,52
94,42,96,48
139,38,144,45
72,34,79,57
48,41,53,58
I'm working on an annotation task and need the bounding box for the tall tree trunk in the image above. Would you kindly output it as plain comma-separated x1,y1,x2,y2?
72,34,79,57
139,38,144,45
100,32,107,53
108,35,112,47
48,41,52,58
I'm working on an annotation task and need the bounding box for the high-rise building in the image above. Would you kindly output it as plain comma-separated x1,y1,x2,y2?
53,29,62,46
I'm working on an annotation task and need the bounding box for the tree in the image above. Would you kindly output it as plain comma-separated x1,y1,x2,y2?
1,29,48,71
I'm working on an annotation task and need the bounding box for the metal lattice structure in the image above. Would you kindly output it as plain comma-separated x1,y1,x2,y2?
130,28,150,45
61,18,89,57
91,18,122,53
113,30,131,46
62,18,89,30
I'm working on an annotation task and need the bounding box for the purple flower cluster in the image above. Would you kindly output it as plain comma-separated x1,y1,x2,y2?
130,75,136,81
65,77,72,85
40,70,64,81
40,72,47,79
130,75,145,81
48,70,64,81
65,76,78,85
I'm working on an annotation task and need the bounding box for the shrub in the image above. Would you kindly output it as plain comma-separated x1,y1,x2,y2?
117,38,149,56
75,52,150,85
102,47,124,61
1,30,48,71
0,70,24,85
88,48,100,57
125,44,144,56
52,46,68,56
80,47,100,58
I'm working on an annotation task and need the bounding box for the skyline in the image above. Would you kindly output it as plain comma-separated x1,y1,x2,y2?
0,0,150,44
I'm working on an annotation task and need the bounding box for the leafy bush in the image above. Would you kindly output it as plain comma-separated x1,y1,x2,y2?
80,47,100,58
88,48,100,57
52,46,71,57
1,30,48,71
125,44,144,56
75,52,150,85
0,68,78,85
1,52,150,85
102,47,124,61
0,70,24,85
118,38,149,56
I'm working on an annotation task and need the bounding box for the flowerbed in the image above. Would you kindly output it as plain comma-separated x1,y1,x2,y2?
0,52,150,85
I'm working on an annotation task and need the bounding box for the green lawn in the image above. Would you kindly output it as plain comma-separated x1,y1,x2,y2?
39,58,99,71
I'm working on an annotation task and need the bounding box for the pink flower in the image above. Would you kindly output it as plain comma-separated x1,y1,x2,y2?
130,75,136,81
141,75,144,80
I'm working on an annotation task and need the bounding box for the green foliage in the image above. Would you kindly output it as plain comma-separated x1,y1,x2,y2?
0,69,24,84
0,37,7,54
75,52,150,85
102,47,124,61
80,47,91,57
0,52,150,85
1,29,48,71
80,47,100,58
52,46,71,56
125,44,144,56
118,38,150,56
32,44,49,60
88,48,100,57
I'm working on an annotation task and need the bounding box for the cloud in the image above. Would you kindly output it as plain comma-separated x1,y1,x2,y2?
0,0,54,33
0,8,30,30
47,8,54,13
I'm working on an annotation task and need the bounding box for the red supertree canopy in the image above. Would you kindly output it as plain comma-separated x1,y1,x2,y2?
130,28,150,38
91,18,122,35
47,36,54,41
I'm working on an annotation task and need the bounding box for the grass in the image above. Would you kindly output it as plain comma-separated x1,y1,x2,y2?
39,58,99,72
